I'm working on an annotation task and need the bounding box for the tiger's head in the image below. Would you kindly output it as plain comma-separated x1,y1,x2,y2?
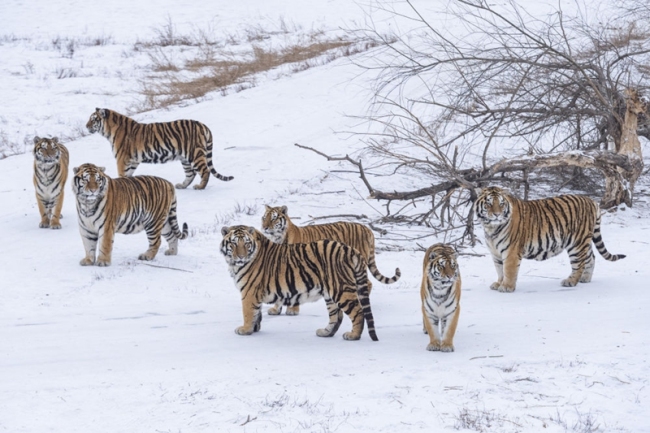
474,186,512,226
33,136,62,165
72,163,109,201
261,205,289,243
424,244,459,285
220,225,260,268
86,108,109,135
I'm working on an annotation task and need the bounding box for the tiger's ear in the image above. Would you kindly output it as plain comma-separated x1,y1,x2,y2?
73,166,80,175
246,226,256,235
280,205,288,214
428,250,437,261
98,166,106,173
33,136,41,144
264,204,271,211
98,108,108,119
52,137,59,143
221,226,230,236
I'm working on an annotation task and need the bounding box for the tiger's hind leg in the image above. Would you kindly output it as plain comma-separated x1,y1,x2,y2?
139,225,163,261
562,245,590,287
316,296,343,338
190,151,210,190
267,300,283,315
579,250,596,283
175,160,197,189
161,220,179,256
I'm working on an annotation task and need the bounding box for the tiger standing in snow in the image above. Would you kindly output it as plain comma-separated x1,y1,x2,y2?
33,136,69,229
72,163,188,266
474,186,626,292
261,205,401,315
220,225,378,341
86,108,233,190
421,243,461,352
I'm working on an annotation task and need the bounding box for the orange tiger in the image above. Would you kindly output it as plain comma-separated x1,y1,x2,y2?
86,108,233,189
72,163,188,266
475,186,625,292
421,244,461,352
261,205,401,315
220,225,378,341
33,136,69,229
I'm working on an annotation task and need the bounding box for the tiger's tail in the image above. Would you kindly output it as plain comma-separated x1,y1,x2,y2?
204,127,234,182
355,258,378,341
593,213,625,261
368,251,401,284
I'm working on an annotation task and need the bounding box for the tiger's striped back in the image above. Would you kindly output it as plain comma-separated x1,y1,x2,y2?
220,225,378,341
475,186,625,291
86,108,233,189
262,205,400,285
33,136,69,229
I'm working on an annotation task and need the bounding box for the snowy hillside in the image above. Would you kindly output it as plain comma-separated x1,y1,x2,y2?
1,1,649,432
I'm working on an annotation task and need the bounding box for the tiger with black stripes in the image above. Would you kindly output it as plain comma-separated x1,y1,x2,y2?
261,205,400,315
33,136,69,229
220,225,378,341
475,186,625,292
421,244,461,352
86,108,233,190
72,163,188,266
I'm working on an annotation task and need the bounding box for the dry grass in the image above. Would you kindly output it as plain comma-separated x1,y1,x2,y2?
139,39,360,110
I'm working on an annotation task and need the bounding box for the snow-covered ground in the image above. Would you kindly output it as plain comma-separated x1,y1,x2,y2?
1,1,649,432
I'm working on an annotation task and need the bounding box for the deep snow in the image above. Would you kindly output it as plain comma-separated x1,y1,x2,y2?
1,1,649,432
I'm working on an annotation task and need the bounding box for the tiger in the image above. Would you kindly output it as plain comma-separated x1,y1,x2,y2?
261,204,401,315
72,163,188,266
33,136,69,229
220,225,378,341
421,244,461,352
86,108,233,190
474,186,626,292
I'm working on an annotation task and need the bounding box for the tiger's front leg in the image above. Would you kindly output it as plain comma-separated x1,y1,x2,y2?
96,226,115,267
498,253,522,292
50,189,64,230
489,254,504,290
423,307,442,351
316,295,343,338
138,225,163,261
236,295,262,336
79,230,98,266
440,306,460,352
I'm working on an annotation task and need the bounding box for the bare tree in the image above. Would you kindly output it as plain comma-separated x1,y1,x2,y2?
300,0,650,244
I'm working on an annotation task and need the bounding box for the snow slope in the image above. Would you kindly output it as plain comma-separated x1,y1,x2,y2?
1,1,649,432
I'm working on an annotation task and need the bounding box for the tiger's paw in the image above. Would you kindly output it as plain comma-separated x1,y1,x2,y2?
96,259,111,267
192,184,206,190
267,305,282,315
39,221,50,229
440,344,455,353
79,257,95,266
342,332,361,341
497,284,516,293
138,253,155,261
579,274,593,283
164,248,177,256
50,222,62,230
235,326,254,336
490,282,501,290
316,328,336,338
426,343,441,351
286,306,300,316
561,278,578,287
175,183,188,189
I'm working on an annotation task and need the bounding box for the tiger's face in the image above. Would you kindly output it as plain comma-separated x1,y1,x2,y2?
72,163,108,201
475,187,512,226
220,225,259,267
86,108,108,134
261,205,288,243
425,244,459,284
33,136,62,165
